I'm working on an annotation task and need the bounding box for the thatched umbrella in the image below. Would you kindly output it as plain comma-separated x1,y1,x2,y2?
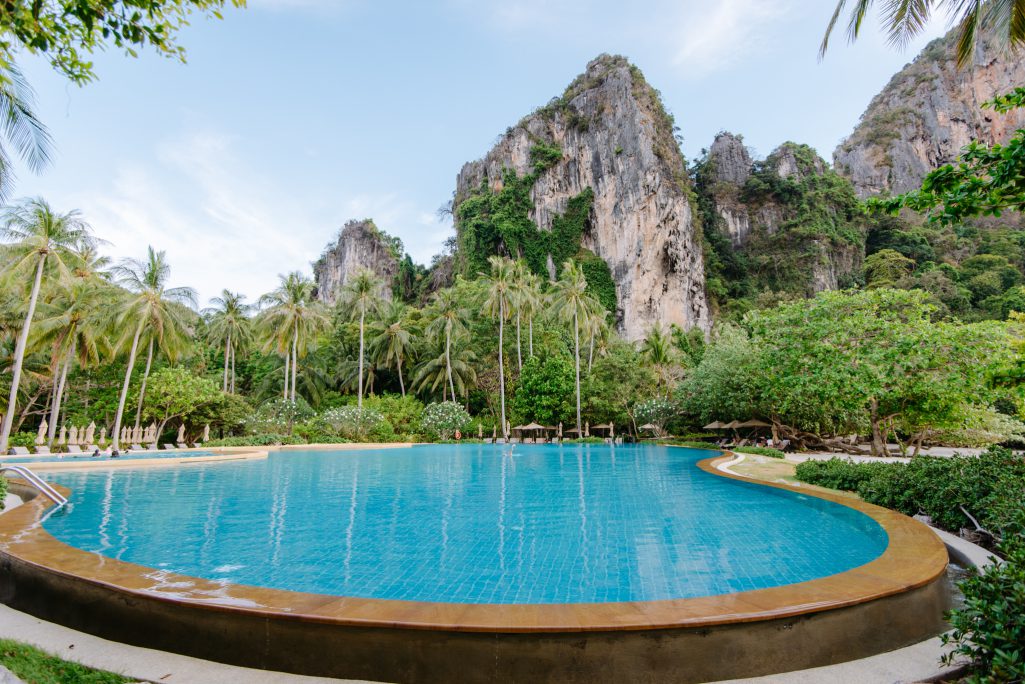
477,423,483,439
84,422,95,444
736,419,771,428
520,422,545,441
176,424,186,443
703,421,724,430
58,425,66,445
35,419,47,446
203,424,210,442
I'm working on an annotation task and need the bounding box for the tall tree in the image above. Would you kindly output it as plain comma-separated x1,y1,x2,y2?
259,271,328,404
109,247,196,450
369,302,416,397
549,260,596,437
336,270,385,408
821,0,1025,66
426,287,471,404
480,256,516,437
204,290,252,393
0,198,93,452
640,324,682,396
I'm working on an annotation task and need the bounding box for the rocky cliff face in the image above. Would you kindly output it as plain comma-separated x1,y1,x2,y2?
454,54,710,340
313,219,398,305
699,136,865,296
835,30,1025,197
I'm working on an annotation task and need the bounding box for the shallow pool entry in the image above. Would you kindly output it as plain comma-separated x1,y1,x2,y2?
42,444,888,604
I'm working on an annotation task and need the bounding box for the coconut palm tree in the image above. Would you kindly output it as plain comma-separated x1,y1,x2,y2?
0,62,53,203
549,260,596,436
204,290,253,393
584,307,610,372
412,336,477,401
336,270,385,408
425,287,471,403
821,0,1025,66
259,271,328,404
109,247,196,450
640,324,681,397
369,302,417,397
31,278,109,445
480,256,516,438
520,269,543,358
0,198,93,452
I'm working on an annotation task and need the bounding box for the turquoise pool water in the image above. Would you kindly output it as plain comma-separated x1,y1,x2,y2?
41,444,888,604
8,450,215,464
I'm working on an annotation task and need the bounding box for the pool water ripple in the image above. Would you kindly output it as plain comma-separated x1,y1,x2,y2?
41,444,888,604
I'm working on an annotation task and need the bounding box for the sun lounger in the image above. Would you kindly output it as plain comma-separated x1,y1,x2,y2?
8,446,29,455
84,445,100,453
163,443,176,450
34,446,51,455
66,444,83,454
130,444,144,451
146,443,158,450
176,442,188,449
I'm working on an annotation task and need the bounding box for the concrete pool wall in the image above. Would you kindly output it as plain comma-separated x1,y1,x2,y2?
0,453,951,683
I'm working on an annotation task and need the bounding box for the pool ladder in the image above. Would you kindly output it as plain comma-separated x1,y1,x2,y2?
1,465,67,507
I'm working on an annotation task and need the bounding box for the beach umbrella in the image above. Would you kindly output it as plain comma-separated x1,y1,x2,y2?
558,422,563,438
721,420,741,429
703,421,724,430
203,424,210,442
99,427,107,445
638,423,657,431
492,425,497,439
85,422,95,444
584,421,590,437
610,422,614,438
736,419,771,428
35,419,47,446
58,425,66,445
177,424,186,443
69,425,79,445
478,423,483,439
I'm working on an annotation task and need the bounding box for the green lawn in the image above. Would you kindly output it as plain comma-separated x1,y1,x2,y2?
0,639,131,684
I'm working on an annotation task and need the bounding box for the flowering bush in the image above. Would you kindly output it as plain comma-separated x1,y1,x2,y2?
246,398,314,435
420,401,471,440
321,406,386,441
635,398,676,435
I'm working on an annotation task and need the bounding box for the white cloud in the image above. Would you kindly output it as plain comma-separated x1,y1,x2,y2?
671,0,791,77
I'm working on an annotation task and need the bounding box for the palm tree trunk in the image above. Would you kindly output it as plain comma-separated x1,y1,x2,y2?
588,327,595,372
398,357,405,397
357,307,366,409
515,312,522,372
223,332,231,392
529,317,534,358
282,344,290,400
134,337,154,430
230,342,236,394
291,326,298,402
0,253,46,452
573,311,582,435
112,319,146,451
498,300,507,438
446,327,456,401
48,348,73,445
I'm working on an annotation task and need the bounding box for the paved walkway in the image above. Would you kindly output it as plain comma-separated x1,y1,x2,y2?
0,603,373,684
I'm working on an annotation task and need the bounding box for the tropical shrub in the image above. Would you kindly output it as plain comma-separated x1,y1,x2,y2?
321,406,386,441
794,458,889,492
7,432,36,449
0,475,7,510
734,446,784,459
421,401,471,440
362,394,424,437
204,434,291,447
246,398,314,435
635,398,676,435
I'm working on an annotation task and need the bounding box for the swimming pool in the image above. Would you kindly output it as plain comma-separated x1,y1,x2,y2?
42,443,887,604
6,450,214,465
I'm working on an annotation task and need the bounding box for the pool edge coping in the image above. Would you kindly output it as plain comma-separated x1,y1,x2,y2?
0,448,949,634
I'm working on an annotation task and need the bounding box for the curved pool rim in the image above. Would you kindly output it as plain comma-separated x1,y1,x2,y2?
0,449,948,633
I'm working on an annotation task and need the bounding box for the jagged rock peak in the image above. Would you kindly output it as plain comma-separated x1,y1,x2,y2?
707,132,753,186
454,54,710,340
835,29,1025,197
313,219,398,305
769,142,826,180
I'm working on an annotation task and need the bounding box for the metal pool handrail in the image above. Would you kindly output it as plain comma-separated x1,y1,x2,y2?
1,465,67,507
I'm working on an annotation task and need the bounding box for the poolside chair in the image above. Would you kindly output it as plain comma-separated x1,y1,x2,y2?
163,443,176,450
176,442,188,449
146,443,158,450
34,445,51,455
130,444,144,451
8,446,29,456
66,444,83,454
84,444,100,453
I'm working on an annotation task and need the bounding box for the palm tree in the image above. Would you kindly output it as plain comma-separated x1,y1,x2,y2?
521,269,543,358
549,260,596,437
425,287,471,403
584,307,609,372
480,256,515,437
31,277,109,445
640,324,681,397
821,0,1025,66
205,290,252,393
111,247,195,431
412,336,477,401
336,270,385,408
109,247,196,450
0,62,53,203
0,198,93,452
259,271,328,404
369,302,417,397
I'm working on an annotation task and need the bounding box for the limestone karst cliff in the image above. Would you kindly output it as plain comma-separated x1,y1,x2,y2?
453,54,710,340
313,219,399,305
835,29,1025,197
697,134,865,301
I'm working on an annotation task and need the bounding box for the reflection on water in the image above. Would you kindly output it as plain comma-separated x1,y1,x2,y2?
43,444,888,604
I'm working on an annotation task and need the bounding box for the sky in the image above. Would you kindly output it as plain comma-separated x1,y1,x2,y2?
10,0,949,306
